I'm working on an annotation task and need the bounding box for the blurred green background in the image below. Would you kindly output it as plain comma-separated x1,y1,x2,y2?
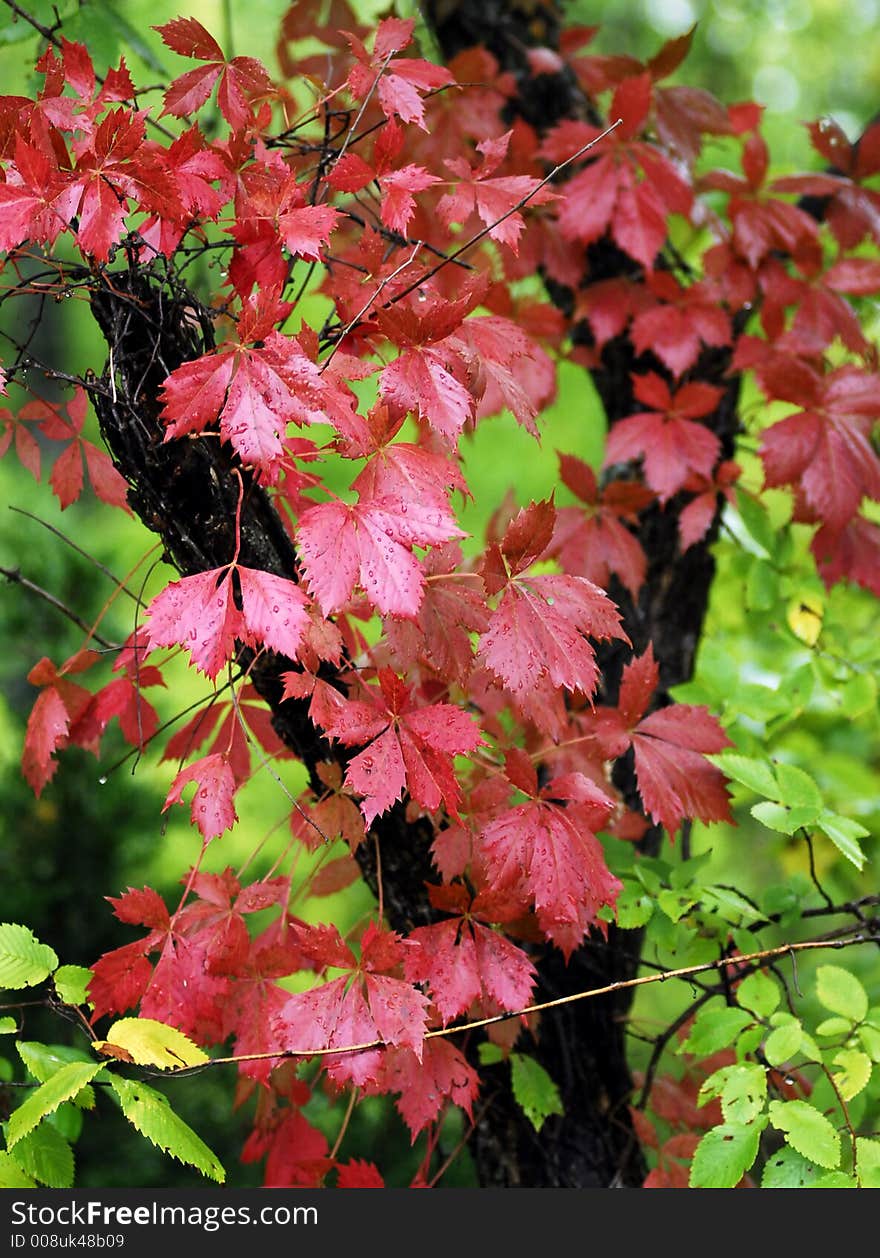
1,0,878,1187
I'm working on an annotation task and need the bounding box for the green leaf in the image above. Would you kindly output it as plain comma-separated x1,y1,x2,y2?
832,1049,872,1101
689,1122,763,1188
815,813,867,870
736,971,780,1018
812,1172,857,1187
7,1061,103,1148
92,1018,209,1071
733,492,775,558
761,1146,823,1188
816,965,868,1023
773,763,822,812
858,1024,880,1063
750,800,809,835
768,1100,841,1169
656,889,697,923
746,558,777,611
710,753,778,799
856,1137,880,1188
0,1016,17,1034
509,1054,563,1133
763,1017,803,1067
701,885,763,924
613,883,654,929
477,1042,504,1066
53,966,93,1007
6,1122,74,1188
0,1150,37,1187
840,672,877,718
816,1016,854,1038
17,1041,100,1083
109,1076,225,1182
679,1006,754,1057
0,924,58,990
719,1063,767,1125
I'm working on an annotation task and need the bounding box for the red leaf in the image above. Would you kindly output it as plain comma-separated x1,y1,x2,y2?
336,1160,384,1188
237,567,310,659
163,752,238,840
144,567,240,679
21,686,69,797
371,1040,479,1139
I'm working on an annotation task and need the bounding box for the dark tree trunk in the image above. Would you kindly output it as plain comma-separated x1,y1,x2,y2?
84,0,743,1190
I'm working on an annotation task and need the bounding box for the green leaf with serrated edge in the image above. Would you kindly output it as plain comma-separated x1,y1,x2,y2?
7,1122,74,1188
761,1147,823,1188
510,1053,563,1133
53,966,93,1007
816,965,868,1023
0,1150,37,1187
816,1016,853,1038
679,1006,753,1057
93,1018,209,1071
751,800,817,834
657,889,696,923
840,672,877,718
813,1172,857,1187
710,753,778,799
856,1138,880,1188
832,1049,872,1101
109,1076,225,1182
17,1041,102,1083
0,924,58,990
736,1026,765,1057
774,763,822,811
0,1016,17,1034
614,884,654,929
816,814,867,870
477,1042,504,1066
858,1025,880,1062
768,1100,841,1169
702,886,763,924
719,1064,767,1125
7,1061,103,1148
764,1019,803,1067
688,1121,764,1188
736,971,780,1018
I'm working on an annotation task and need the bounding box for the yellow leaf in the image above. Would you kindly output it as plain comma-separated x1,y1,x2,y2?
786,594,823,647
92,1018,209,1071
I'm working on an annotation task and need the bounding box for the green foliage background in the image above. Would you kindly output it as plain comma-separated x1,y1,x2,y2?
0,0,878,1187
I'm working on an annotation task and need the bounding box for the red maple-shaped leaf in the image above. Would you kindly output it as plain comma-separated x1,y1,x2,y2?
313,668,483,826
272,921,431,1086
405,886,536,1023
437,130,557,252
156,17,271,130
143,562,309,680
477,769,621,958
477,500,627,715
163,752,239,841
367,1038,479,1140
27,388,130,511
811,513,880,598
345,17,453,131
548,453,651,598
757,360,880,532
603,373,722,503
336,1160,385,1188
21,652,97,796
595,645,733,839
630,271,731,377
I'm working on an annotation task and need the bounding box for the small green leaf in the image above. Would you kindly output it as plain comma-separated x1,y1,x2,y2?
53,966,93,1007
719,1063,767,1125
812,1172,857,1188
746,558,777,611
764,1017,803,1067
679,1006,754,1057
0,1150,37,1187
109,1076,225,1182
710,753,778,799
657,889,697,923
0,924,58,990
7,1061,103,1148
0,1016,18,1034
816,965,868,1023
773,763,822,812
856,1137,880,1188
815,813,867,870
768,1100,841,1169
832,1049,872,1101
477,1042,504,1066
701,886,763,924
733,492,775,557
736,971,780,1019
614,883,654,929
6,1122,74,1188
761,1146,823,1188
750,801,799,834
857,1024,880,1063
509,1054,564,1133
815,1016,853,1038
689,1121,763,1188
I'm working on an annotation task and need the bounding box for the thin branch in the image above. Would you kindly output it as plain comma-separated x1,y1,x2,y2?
0,565,117,648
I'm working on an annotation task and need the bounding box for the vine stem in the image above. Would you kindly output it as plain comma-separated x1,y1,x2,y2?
140,932,869,1075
